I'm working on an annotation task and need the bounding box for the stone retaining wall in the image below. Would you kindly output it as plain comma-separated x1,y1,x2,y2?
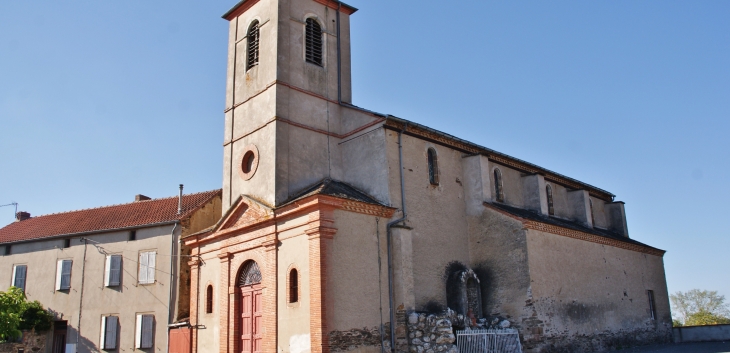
0,330,49,353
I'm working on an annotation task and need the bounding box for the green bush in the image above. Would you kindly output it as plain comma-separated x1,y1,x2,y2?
0,287,54,342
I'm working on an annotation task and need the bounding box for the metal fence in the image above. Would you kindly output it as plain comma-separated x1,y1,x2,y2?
455,329,522,353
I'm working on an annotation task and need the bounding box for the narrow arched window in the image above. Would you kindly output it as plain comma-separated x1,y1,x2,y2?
427,148,439,185
206,285,213,314
590,199,595,227
546,184,554,216
494,168,504,202
305,18,323,66
289,269,299,303
247,21,260,70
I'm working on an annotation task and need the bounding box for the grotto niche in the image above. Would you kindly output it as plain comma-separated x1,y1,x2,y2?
446,266,483,326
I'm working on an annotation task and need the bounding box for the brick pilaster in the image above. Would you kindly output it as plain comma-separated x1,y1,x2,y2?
218,252,232,353
307,220,336,353
263,239,279,353
188,258,202,353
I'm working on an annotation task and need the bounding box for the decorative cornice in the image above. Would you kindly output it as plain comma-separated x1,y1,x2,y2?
523,220,665,257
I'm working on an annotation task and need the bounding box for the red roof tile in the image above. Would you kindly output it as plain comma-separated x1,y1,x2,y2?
0,190,221,244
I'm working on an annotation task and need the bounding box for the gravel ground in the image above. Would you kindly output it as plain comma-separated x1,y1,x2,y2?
602,341,730,353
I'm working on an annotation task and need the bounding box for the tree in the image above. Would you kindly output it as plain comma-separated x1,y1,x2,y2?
0,287,54,342
671,289,730,326
0,287,26,342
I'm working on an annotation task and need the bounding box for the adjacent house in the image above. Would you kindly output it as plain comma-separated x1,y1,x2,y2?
0,190,221,353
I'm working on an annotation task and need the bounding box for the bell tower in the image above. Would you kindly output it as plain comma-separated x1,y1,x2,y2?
221,0,358,208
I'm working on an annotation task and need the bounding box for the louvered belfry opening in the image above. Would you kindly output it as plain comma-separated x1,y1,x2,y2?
305,18,323,66
247,21,260,70
238,260,262,286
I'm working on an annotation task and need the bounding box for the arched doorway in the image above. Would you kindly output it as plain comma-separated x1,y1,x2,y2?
238,260,262,353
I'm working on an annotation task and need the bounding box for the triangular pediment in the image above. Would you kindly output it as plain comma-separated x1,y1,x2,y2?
217,195,274,232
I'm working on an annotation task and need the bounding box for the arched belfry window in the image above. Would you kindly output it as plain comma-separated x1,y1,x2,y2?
427,148,439,185
289,269,299,303
238,260,262,287
247,21,260,70
206,285,213,313
305,18,323,66
546,184,554,216
494,168,504,202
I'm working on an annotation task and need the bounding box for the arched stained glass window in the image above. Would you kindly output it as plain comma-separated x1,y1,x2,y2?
238,260,262,286
546,184,554,216
427,148,439,185
494,168,504,202
305,18,323,66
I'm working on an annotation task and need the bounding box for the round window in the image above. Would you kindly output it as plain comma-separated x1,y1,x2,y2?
238,145,259,180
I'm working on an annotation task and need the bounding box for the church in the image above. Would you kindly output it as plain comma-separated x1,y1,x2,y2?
181,0,672,353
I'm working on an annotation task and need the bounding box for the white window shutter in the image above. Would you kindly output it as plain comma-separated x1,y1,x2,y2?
105,316,118,350
56,260,64,290
139,253,148,284
147,252,156,283
109,255,121,286
100,317,107,349
135,314,143,348
11,266,18,288
104,256,112,287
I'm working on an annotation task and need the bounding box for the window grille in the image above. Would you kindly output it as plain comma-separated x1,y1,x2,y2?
105,255,122,287
206,285,213,314
427,148,439,185
138,251,156,284
238,261,262,286
546,185,554,216
648,290,657,320
12,265,27,291
494,169,504,202
247,21,260,70
135,314,154,349
289,269,298,303
56,260,72,290
305,18,323,66
100,316,118,350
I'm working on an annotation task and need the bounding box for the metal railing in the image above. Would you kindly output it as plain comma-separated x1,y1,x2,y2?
455,329,522,353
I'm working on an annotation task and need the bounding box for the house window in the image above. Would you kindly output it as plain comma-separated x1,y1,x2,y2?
63,239,71,249
135,314,155,349
546,184,554,216
4,245,10,255
105,255,122,287
247,20,260,70
129,230,136,241
494,168,504,202
305,18,323,66
12,265,27,292
100,316,118,350
138,251,156,284
289,268,299,303
55,260,72,291
648,290,657,320
206,285,213,314
427,148,439,185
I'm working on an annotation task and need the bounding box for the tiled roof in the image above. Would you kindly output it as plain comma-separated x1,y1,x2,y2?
0,190,222,244
280,178,385,207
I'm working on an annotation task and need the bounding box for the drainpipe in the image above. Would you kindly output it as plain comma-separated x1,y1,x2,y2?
166,222,179,353
77,238,88,349
386,125,408,352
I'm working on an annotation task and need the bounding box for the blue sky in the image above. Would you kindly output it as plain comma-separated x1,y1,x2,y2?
1,1,728,301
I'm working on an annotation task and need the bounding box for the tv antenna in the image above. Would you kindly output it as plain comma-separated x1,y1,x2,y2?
1,202,18,217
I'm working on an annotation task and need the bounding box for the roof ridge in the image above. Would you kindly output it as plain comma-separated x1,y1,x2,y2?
27,189,222,219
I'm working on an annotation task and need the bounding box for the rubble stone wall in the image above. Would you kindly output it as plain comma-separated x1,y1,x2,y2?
0,330,49,353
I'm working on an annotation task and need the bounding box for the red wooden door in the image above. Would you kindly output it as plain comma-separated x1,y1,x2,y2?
169,327,191,353
241,284,263,353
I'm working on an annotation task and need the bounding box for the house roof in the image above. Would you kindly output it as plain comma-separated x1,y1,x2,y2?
280,178,385,207
485,201,664,253
0,189,222,245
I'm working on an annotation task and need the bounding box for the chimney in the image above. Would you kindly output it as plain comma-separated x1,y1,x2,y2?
178,184,184,215
135,194,151,202
15,212,31,221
